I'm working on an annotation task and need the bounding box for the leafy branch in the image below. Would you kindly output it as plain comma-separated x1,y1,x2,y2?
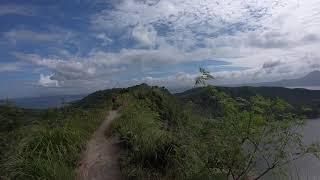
194,67,215,87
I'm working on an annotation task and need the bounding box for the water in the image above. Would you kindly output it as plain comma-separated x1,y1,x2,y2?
287,86,320,90
263,119,320,180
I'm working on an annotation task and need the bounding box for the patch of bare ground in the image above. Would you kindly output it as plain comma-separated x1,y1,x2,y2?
76,110,121,180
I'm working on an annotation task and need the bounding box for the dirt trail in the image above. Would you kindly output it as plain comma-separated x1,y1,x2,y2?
76,110,121,180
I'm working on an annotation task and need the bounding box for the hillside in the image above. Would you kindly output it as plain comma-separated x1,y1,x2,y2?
178,86,320,118
0,90,114,179
1,84,319,179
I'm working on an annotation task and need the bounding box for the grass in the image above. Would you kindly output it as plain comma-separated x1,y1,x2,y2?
111,85,309,180
112,93,173,179
112,86,224,179
2,126,82,179
0,91,112,180
0,84,311,179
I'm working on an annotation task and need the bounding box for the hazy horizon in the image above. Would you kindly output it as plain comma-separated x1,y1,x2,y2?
2,70,320,99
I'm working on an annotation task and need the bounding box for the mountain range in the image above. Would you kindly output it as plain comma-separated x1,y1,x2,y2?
249,70,320,87
0,94,85,109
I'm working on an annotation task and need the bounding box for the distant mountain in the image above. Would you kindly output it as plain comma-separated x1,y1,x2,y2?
0,94,85,109
177,86,320,118
251,70,320,87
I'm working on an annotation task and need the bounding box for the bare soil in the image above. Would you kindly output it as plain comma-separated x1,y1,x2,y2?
76,110,122,180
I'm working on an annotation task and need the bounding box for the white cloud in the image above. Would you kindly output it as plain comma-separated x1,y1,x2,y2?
0,4,36,16
90,0,320,78
132,71,197,89
96,33,113,46
132,24,157,48
11,0,320,90
0,63,21,72
14,52,99,81
38,74,60,87
3,29,75,43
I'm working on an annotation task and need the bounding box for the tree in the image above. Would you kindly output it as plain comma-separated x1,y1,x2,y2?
205,87,320,180
194,67,215,87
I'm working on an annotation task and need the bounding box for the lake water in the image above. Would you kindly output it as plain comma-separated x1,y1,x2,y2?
262,119,320,180
287,86,320,90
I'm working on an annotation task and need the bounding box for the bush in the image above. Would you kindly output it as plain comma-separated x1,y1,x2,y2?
0,96,110,179
113,85,314,180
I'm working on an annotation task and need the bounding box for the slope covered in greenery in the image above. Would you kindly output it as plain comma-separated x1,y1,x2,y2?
178,86,320,118
0,89,117,179
1,84,319,179
112,84,317,179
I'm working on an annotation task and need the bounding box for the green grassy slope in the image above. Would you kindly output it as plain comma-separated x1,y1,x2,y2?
0,89,116,180
112,84,221,179
177,86,320,118
1,84,318,179
112,85,310,179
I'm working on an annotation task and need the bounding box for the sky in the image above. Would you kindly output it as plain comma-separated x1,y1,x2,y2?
0,0,320,98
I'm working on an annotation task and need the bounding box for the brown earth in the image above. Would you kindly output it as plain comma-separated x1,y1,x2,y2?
76,110,122,180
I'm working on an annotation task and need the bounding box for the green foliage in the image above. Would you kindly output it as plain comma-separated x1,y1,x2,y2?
113,85,318,180
0,105,41,132
2,126,83,179
195,67,215,87
114,103,173,178
178,86,320,118
1,84,318,179
182,86,320,179
0,93,110,179
112,86,177,179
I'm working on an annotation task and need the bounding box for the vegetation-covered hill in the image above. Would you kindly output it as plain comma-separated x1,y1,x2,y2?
112,84,318,179
0,90,115,179
1,84,319,179
178,86,320,118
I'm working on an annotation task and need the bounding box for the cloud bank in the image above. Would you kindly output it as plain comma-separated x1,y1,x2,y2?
3,0,320,93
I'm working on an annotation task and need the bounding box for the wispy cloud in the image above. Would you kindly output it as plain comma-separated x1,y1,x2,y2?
6,0,320,91
88,0,320,84
13,52,97,81
3,28,75,43
0,63,22,72
0,4,37,16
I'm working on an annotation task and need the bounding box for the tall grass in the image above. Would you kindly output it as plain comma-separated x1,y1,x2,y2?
2,126,83,179
0,105,109,179
112,87,223,179
112,94,173,179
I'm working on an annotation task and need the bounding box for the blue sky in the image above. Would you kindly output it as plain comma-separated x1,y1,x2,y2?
0,0,320,98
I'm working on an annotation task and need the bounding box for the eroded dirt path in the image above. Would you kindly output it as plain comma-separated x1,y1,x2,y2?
76,110,121,180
